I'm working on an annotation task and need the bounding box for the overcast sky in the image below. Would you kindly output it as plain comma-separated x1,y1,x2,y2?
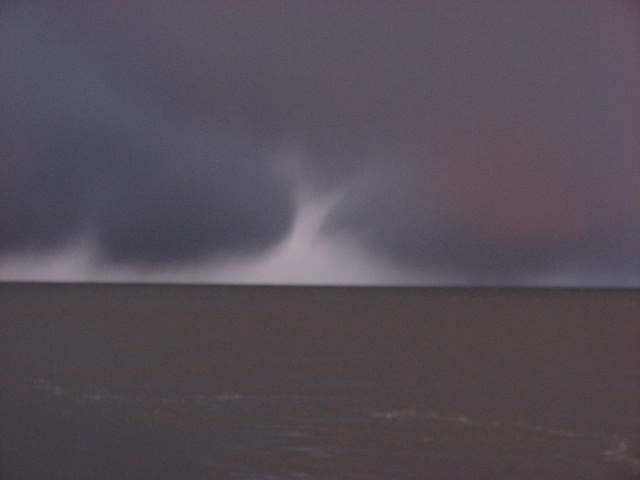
1,1,638,286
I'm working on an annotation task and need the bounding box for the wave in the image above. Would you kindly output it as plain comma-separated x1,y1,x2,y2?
603,435,640,469
31,377,640,475
370,408,640,473
32,378,67,396
30,378,328,406
31,378,247,406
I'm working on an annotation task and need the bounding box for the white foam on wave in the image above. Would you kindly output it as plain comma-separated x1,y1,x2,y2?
80,393,129,402
30,380,329,409
370,409,499,428
30,378,246,407
512,421,587,439
370,407,640,472
284,445,340,459
30,379,640,473
603,435,640,470
32,378,67,396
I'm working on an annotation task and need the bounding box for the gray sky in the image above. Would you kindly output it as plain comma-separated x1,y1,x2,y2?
1,1,638,286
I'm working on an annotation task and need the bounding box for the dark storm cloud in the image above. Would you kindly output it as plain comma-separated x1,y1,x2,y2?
1,1,638,283
0,3,295,264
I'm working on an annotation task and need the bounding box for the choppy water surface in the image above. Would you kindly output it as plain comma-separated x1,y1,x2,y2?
2,284,639,479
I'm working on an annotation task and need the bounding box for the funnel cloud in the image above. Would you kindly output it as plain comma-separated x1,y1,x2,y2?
1,1,638,286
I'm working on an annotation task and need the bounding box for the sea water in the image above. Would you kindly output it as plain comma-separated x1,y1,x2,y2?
1,284,638,479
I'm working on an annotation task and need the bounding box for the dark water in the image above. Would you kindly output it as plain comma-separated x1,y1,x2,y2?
1,283,639,479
